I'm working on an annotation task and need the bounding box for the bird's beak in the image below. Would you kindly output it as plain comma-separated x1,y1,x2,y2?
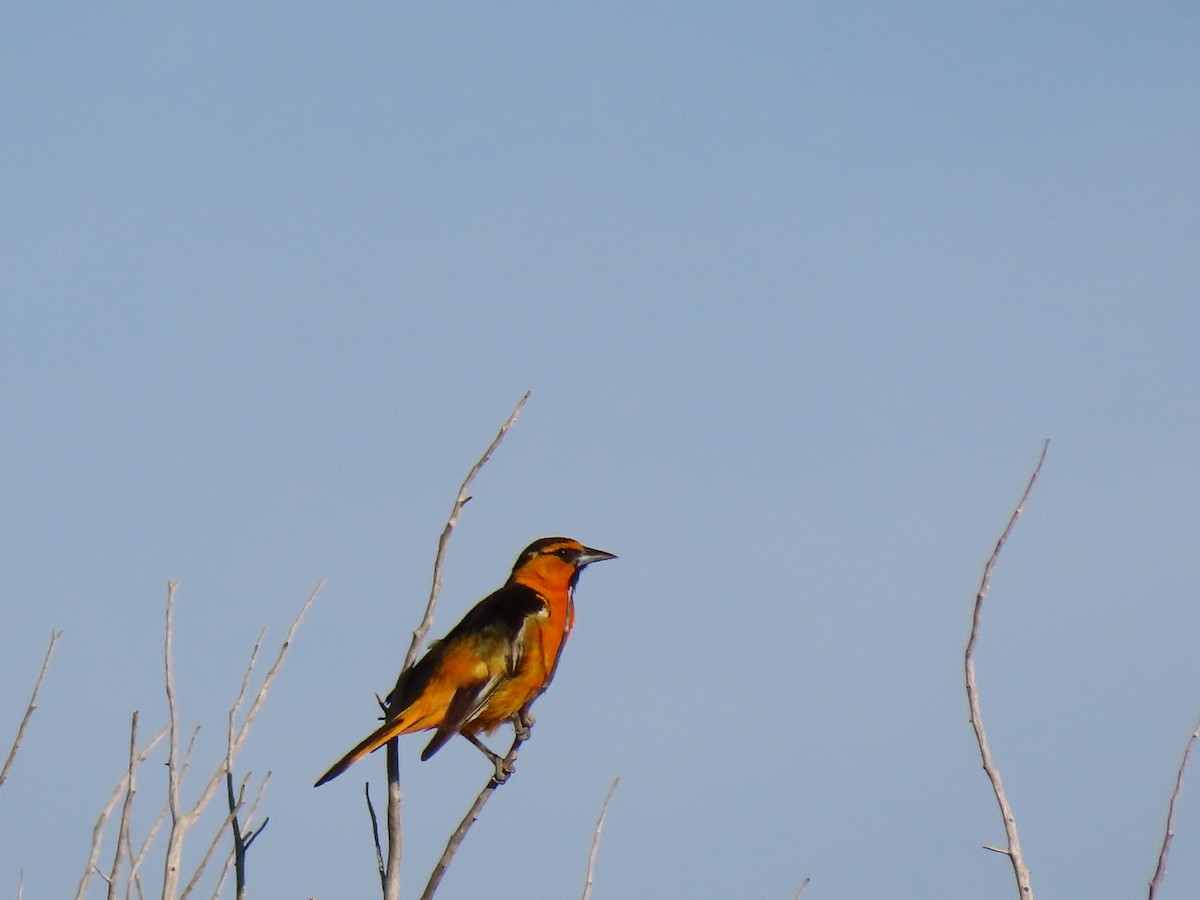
575,546,617,567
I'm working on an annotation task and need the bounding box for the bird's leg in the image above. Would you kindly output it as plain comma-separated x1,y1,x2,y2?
464,733,512,782
463,733,503,765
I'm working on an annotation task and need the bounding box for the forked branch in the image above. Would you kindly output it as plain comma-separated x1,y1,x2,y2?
162,580,322,899
74,723,169,900
377,390,531,900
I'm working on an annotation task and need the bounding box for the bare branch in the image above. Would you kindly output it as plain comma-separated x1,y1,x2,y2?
129,793,169,900
964,439,1049,900
231,583,322,758
382,745,402,900
403,389,531,671
107,711,141,900
1147,714,1200,899
218,769,272,900
581,776,620,900
0,630,62,797
75,724,169,900
163,580,185,899
793,877,812,899
162,581,322,899
364,783,387,893
380,390,531,900
418,712,533,900
178,801,240,900
228,629,267,759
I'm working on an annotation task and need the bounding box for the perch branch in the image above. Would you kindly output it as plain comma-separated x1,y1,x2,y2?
418,713,533,900
404,389,531,671
377,390,531,900
964,439,1049,900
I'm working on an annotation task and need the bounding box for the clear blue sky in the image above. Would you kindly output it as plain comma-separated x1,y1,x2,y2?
3,3,1199,898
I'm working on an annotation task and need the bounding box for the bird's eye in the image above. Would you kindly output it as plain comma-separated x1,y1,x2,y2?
554,548,575,560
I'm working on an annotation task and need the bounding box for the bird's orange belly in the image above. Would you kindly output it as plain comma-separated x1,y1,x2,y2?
467,655,548,733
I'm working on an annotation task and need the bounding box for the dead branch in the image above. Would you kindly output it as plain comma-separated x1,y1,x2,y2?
377,390,531,900
382,746,402,900
964,439,1049,900
128,796,166,900
418,713,532,900
0,630,62,798
219,627,268,900
581,776,620,900
162,580,322,899
74,725,169,900
365,783,387,893
1147,714,1200,899
225,770,270,900
403,390,532,672
106,712,141,900
179,801,240,900
207,771,269,900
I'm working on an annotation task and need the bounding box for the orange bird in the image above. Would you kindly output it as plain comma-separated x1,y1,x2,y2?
315,537,615,786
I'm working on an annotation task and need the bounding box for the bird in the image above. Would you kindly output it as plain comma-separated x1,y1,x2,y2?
315,537,615,787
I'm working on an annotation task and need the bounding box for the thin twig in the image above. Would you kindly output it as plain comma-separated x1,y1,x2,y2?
162,581,323,899
239,772,271,897
223,772,250,899
128,770,170,900
379,390,531,900
179,802,241,900
365,783,387,893
127,780,166,900
1147,714,1200,899
107,711,141,900
0,630,62,797
209,772,270,900
418,712,533,900
223,628,265,900
793,877,812,899
163,581,185,899
581,776,620,900
403,389,532,672
964,439,1049,900
75,725,170,900
228,629,267,751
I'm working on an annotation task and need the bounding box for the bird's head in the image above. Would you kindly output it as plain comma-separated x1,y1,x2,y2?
510,537,616,591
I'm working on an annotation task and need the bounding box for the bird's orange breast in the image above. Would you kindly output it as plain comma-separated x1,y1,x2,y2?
466,586,574,732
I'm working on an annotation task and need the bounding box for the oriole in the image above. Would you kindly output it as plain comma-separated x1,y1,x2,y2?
315,537,615,786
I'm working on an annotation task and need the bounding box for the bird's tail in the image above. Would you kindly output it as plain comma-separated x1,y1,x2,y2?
314,718,406,787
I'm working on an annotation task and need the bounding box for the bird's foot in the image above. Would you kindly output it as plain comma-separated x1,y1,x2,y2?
513,710,535,742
